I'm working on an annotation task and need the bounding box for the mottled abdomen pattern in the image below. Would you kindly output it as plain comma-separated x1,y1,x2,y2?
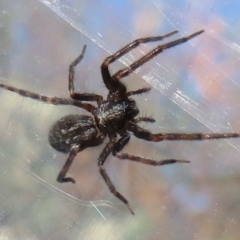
49,114,98,153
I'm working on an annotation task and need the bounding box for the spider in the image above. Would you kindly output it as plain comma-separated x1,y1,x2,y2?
1,29,239,215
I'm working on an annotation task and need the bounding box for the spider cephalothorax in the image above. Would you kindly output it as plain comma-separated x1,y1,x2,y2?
1,29,240,214
93,98,139,134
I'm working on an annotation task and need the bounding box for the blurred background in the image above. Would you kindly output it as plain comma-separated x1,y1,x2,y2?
1,0,240,239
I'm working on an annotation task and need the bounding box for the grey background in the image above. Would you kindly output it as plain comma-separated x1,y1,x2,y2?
1,0,240,239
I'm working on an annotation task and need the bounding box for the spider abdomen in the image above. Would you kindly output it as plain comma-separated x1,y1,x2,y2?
48,114,98,153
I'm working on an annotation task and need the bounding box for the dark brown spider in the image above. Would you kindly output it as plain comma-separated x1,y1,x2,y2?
1,29,239,215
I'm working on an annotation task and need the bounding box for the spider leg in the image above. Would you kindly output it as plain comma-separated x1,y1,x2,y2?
101,30,178,90
133,117,156,124
115,153,190,165
126,87,151,97
0,83,96,113
127,122,240,141
69,45,103,104
57,145,80,183
112,30,204,81
97,137,134,214
112,133,189,165
112,133,130,154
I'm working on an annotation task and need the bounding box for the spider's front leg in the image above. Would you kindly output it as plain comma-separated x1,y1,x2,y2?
112,30,204,81
97,137,134,215
68,45,103,105
101,30,178,96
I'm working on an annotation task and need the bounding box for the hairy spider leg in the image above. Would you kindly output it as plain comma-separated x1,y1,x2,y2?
100,132,188,214
126,87,151,97
113,133,189,165
0,84,96,113
112,30,204,80
69,45,103,104
133,117,156,123
101,30,179,95
98,130,190,215
127,122,240,141
97,137,135,215
57,145,80,183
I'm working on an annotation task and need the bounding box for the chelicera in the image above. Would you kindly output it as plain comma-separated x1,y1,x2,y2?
1,29,239,214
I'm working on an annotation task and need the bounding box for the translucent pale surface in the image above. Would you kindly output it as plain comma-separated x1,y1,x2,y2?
1,0,240,239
